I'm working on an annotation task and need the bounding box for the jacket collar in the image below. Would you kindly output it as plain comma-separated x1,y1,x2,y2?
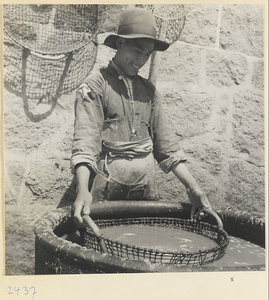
108,59,137,81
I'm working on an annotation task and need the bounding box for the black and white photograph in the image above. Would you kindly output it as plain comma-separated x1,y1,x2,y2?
1,1,267,299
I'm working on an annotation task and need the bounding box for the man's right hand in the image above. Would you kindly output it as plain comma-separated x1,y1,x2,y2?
73,190,93,227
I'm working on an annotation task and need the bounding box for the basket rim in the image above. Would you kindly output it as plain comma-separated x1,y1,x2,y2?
34,204,265,272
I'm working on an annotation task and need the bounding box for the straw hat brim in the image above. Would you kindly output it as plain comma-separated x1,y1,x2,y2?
104,33,170,52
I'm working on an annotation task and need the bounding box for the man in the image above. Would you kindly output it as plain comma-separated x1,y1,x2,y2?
71,7,214,227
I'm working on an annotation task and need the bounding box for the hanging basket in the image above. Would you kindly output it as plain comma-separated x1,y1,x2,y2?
3,4,107,54
3,4,105,121
137,4,188,44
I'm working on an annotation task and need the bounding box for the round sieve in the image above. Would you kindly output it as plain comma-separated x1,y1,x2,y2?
82,217,229,266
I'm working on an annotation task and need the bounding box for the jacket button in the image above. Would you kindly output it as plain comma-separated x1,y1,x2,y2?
118,75,123,80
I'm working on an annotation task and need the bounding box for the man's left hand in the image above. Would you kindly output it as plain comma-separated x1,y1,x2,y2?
186,186,211,220
186,186,223,228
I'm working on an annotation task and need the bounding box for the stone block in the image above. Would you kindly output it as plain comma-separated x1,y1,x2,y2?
226,159,264,215
4,160,25,204
206,50,248,87
252,59,264,90
25,160,74,205
183,138,225,174
160,42,201,88
161,89,214,139
4,90,70,152
101,5,128,33
232,90,264,164
179,4,220,47
220,5,263,57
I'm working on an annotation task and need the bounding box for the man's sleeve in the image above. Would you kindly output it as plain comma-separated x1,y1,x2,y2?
70,74,105,174
150,89,187,173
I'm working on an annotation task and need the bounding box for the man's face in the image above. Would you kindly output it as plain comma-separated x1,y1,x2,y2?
114,38,155,77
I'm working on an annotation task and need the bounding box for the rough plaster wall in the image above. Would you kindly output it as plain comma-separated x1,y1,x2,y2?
4,4,265,216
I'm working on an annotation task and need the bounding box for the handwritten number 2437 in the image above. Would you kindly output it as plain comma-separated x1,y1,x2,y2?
7,286,37,299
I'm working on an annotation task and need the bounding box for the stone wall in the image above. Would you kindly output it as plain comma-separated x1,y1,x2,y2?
4,4,265,216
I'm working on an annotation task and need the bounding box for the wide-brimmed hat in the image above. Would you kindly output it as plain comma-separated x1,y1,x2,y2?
104,7,170,52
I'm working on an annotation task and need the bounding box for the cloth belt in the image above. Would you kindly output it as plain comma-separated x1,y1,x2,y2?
102,137,153,158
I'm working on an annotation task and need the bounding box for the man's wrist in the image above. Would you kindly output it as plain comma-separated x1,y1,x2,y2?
75,163,92,193
76,185,90,194
186,183,201,192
